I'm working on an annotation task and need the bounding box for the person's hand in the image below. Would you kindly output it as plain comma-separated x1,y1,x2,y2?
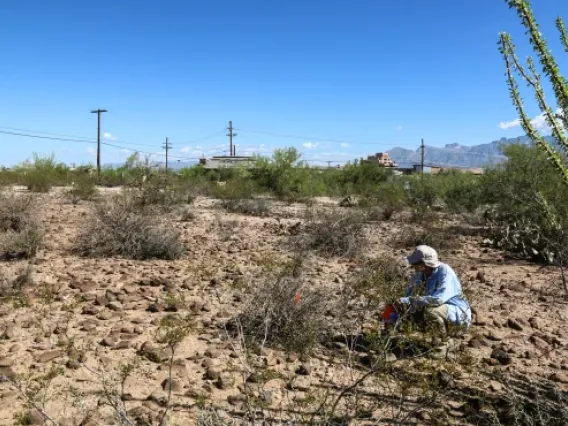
393,298,407,312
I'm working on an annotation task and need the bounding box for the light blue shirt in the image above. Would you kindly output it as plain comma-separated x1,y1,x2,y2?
400,263,472,327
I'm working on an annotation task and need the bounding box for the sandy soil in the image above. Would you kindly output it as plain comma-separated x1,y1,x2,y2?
0,188,566,425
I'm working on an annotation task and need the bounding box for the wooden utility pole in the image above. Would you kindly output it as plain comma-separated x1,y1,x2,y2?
162,137,172,176
91,109,108,179
227,121,237,157
420,138,425,175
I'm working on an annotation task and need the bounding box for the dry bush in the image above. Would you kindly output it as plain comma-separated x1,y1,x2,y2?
0,192,42,260
0,266,33,303
178,206,196,222
219,198,272,217
72,195,185,260
292,208,367,258
391,225,460,252
233,258,332,355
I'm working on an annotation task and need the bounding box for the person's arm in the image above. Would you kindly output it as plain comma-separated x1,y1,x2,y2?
400,267,457,307
399,272,423,303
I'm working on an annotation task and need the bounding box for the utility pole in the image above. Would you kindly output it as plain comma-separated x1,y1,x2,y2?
162,137,172,176
227,121,237,157
420,138,425,175
327,160,332,168
91,109,108,179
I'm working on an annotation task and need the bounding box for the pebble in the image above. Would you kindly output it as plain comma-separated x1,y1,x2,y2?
491,348,512,366
97,311,113,321
36,350,64,363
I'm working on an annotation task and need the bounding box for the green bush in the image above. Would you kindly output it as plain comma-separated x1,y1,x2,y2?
405,176,440,213
66,175,98,202
20,153,69,192
480,143,568,263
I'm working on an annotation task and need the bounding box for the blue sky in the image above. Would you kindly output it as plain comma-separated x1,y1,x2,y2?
1,0,567,167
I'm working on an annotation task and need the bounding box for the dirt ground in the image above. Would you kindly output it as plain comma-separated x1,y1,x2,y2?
0,187,567,425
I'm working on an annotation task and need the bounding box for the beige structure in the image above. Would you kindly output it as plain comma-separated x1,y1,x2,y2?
366,152,398,167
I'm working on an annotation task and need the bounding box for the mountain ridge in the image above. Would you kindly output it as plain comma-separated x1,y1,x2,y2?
385,135,549,168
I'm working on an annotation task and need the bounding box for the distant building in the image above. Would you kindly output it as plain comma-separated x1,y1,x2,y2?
366,152,398,167
411,164,442,174
199,155,255,169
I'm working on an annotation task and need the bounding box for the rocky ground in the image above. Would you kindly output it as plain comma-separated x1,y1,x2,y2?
0,188,567,425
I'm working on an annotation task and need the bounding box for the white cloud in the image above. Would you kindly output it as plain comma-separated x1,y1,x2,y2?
320,151,353,158
499,108,564,132
103,132,117,140
180,146,191,153
340,143,350,148
303,142,319,149
499,118,521,130
86,147,96,156
395,125,403,131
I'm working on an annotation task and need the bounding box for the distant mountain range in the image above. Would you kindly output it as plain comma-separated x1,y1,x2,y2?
386,135,551,168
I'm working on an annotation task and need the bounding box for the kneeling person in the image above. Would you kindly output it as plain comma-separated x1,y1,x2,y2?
397,245,471,339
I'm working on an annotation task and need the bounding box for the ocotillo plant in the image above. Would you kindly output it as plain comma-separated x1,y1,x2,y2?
498,0,568,184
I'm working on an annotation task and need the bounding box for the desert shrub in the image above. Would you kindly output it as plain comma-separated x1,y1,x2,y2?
24,171,52,193
122,176,191,213
234,260,331,354
72,195,185,260
219,198,272,217
375,181,407,220
293,208,367,258
251,147,321,201
66,175,98,203
405,176,440,214
0,192,42,260
20,153,68,193
0,266,33,301
211,176,257,201
342,257,409,318
179,207,196,222
481,144,568,264
438,172,483,213
336,160,393,196
392,225,460,252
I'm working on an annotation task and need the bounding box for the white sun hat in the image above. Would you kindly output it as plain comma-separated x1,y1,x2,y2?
406,245,441,268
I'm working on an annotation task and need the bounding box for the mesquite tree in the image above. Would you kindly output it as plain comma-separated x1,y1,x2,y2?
499,0,568,183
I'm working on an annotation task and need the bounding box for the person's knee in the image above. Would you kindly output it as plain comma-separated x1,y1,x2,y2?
424,305,448,326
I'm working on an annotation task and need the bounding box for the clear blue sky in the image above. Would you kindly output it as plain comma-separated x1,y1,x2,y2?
1,0,567,167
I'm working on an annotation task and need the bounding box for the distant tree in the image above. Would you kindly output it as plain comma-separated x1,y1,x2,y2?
499,0,568,184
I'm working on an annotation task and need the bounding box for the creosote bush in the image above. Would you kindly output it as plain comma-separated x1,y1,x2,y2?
0,191,42,260
219,197,272,217
234,258,332,355
72,195,185,260
392,225,460,253
66,176,98,203
293,208,367,258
